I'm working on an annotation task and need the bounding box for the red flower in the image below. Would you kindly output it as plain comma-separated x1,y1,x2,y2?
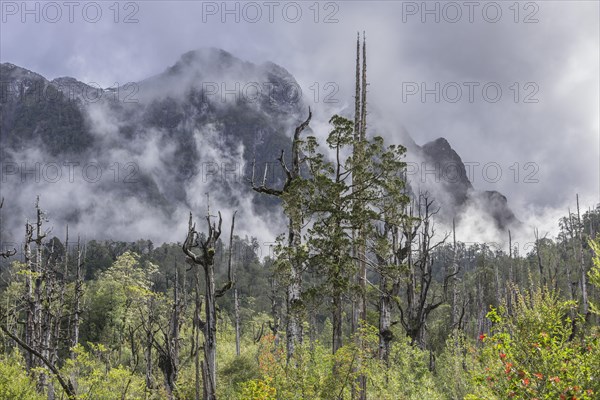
479,333,487,341
522,378,530,386
533,373,543,379
499,352,507,359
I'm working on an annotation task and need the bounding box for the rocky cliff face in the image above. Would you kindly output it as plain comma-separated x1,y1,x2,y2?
0,48,518,241
404,136,518,229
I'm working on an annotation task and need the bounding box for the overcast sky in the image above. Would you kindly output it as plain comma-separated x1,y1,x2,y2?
1,0,599,231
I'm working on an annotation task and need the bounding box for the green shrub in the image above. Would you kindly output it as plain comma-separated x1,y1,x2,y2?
0,354,44,400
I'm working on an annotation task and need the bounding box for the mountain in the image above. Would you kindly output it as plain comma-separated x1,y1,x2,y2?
414,137,518,229
0,48,518,242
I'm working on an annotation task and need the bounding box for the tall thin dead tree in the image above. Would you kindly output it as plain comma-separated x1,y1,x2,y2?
448,219,462,329
182,205,235,400
351,31,369,400
251,109,312,360
23,197,46,378
229,214,241,356
71,236,85,359
576,194,589,317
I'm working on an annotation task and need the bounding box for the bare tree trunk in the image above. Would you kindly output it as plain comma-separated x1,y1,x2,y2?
251,110,312,361
24,220,35,370
33,199,47,391
450,219,460,327
193,269,201,400
203,251,217,399
183,207,234,400
351,31,369,400
72,237,84,358
157,264,182,399
576,194,589,316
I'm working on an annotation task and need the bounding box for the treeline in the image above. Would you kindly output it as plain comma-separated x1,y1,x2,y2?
0,196,599,399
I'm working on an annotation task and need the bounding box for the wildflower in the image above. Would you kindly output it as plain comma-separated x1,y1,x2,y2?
533,373,543,379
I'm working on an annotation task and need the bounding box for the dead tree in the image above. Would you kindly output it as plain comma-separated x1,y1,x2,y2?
250,109,312,360
182,206,235,400
22,198,47,378
352,31,369,400
228,214,241,356
71,236,85,359
2,198,76,399
396,194,448,348
449,220,462,329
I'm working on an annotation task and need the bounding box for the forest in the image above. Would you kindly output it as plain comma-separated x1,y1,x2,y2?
0,40,599,400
